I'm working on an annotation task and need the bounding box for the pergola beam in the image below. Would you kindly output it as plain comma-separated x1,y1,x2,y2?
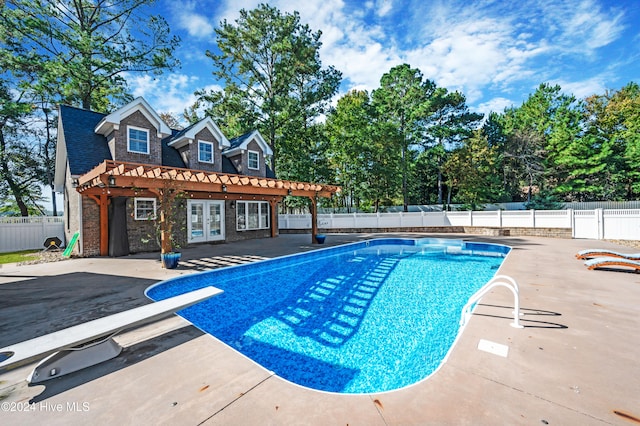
77,160,339,199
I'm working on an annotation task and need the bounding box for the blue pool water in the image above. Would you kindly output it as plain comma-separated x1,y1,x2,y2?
146,238,510,394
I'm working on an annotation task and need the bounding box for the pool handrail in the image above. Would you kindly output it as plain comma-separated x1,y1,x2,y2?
460,275,524,329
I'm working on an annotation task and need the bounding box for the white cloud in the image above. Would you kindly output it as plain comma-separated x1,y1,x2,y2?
170,1,215,39
375,0,393,17
403,14,548,103
127,73,221,120
193,0,633,110
181,13,215,39
552,77,607,100
475,97,515,116
537,0,625,55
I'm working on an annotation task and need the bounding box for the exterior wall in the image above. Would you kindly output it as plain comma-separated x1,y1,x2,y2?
111,110,163,165
106,130,116,160
81,196,101,256
228,140,267,177
126,197,187,254
176,128,223,173
222,200,271,242
243,140,267,177
193,128,222,172
65,166,82,255
229,153,243,175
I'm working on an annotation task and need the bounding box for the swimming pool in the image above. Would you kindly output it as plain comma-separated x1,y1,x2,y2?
146,238,510,394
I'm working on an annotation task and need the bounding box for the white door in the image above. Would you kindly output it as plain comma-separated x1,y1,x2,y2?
188,200,225,243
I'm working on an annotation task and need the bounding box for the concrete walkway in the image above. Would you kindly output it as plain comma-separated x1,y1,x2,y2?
0,233,639,425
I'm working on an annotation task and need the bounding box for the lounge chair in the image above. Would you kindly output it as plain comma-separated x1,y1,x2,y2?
576,249,640,260
584,257,640,272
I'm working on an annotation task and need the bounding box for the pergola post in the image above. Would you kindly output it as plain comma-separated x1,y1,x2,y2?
99,194,109,256
309,196,318,244
269,199,279,238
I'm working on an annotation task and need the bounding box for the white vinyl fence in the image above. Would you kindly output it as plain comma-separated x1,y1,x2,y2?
2,209,638,253
0,217,65,253
279,209,640,241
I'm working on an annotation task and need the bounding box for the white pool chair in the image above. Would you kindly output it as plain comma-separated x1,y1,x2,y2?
576,249,640,260
584,257,640,273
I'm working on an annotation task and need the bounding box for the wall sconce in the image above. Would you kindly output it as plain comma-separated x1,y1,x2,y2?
108,175,116,186
230,200,235,209
222,184,227,192
287,189,292,196
71,178,79,188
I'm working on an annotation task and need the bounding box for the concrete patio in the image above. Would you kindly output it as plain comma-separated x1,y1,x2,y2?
0,233,639,425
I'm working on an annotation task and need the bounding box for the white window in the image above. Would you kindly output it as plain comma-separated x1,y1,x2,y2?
248,150,259,170
128,126,149,154
134,198,156,220
236,201,269,230
198,140,214,163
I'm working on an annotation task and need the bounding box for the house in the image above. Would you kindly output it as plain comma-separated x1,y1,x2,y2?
54,97,339,256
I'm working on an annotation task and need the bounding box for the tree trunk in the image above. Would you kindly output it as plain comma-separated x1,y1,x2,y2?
402,144,408,212
0,130,29,216
437,170,443,204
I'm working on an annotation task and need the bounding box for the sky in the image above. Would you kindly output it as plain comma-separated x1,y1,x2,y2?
42,0,640,212
128,0,640,120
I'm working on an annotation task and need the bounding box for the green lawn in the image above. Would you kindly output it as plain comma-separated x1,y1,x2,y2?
0,250,40,264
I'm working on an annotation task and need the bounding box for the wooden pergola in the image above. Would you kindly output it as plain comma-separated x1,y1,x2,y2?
76,160,340,256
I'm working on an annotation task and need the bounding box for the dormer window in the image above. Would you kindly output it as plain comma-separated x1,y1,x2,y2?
128,126,149,154
199,140,214,163
248,150,259,170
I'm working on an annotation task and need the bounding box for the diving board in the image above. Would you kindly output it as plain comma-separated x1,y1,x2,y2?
0,286,222,383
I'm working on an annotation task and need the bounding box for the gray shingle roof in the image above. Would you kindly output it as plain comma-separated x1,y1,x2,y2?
228,132,253,149
59,106,270,177
59,105,112,176
161,130,186,169
59,105,187,174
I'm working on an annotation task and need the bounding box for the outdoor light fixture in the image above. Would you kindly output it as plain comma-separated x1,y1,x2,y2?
71,178,79,188
222,184,227,192
108,175,116,186
288,189,293,196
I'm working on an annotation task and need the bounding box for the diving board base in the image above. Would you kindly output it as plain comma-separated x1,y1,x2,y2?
27,338,122,384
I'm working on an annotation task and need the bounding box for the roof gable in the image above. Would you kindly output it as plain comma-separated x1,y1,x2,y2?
167,117,230,149
224,130,273,157
94,97,171,138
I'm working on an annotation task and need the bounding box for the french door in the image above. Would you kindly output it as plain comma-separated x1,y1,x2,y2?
187,200,225,243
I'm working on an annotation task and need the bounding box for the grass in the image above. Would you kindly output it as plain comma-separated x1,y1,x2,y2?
0,250,40,264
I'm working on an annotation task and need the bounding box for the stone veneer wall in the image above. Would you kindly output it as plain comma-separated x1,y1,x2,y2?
126,198,187,254
81,196,101,256
77,197,277,257
179,128,222,172
281,226,573,239
242,140,267,177
111,110,163,165
223,200,271,242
